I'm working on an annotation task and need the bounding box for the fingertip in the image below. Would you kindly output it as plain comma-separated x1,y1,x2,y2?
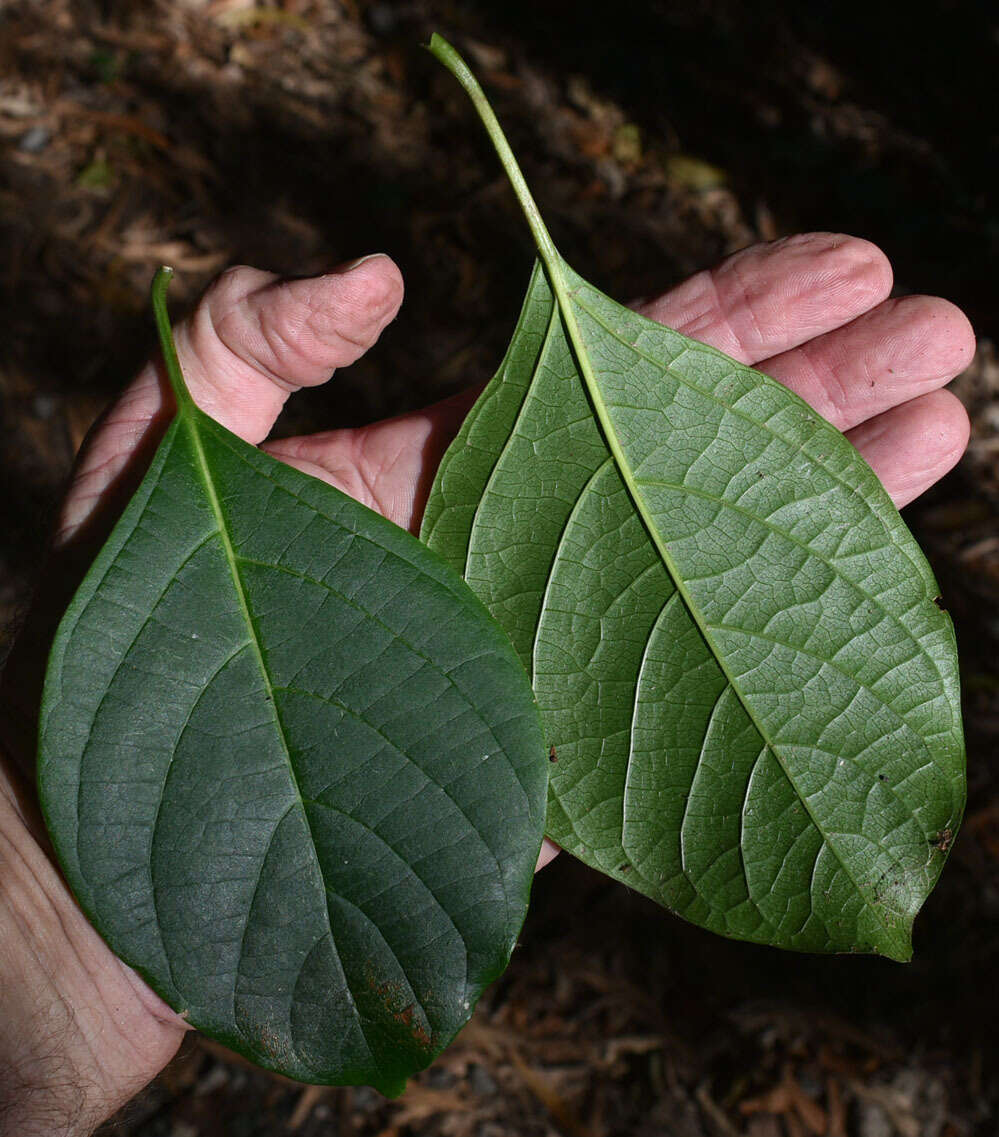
776,232,893,320
760,291,976,432
820,233,893,298
936,385,972,463
218,254,404,397
272,254,404,370
903,386,970,463
895,294,977,377
635,231,894,363
849,387,970,508
324,253,405,324
848,239,893,310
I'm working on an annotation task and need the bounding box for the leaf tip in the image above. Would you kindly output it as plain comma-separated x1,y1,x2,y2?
374,1073,410,1099
873,924,914,964
884,941,914,964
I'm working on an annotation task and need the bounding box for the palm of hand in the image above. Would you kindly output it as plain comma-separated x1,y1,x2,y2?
0,235,973,1134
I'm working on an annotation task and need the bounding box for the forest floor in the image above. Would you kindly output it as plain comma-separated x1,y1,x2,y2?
1,2,998,1135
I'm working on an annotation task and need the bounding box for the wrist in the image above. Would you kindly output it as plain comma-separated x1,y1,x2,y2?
0,772,102,1135
0,762,187,1136
0,1064,98,1137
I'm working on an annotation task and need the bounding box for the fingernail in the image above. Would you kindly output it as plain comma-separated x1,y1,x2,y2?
331,253,389,274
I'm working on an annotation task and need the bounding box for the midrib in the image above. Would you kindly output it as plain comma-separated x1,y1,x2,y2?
181,413,349,1013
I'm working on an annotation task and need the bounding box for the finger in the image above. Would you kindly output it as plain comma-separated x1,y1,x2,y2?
633,232,893,364
270,236,894,532
174,255,403,437
847,388,970,509
757,295,976,431
57,256,403,545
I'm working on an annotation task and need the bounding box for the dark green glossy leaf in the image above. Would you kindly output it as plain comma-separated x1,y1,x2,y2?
39,269,547,1094
422,37,964,961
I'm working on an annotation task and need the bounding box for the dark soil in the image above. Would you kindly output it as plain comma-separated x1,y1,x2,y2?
1,2,997,1135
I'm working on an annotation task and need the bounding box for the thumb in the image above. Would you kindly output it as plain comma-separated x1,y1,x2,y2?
57,255,403,547
2,257,402,775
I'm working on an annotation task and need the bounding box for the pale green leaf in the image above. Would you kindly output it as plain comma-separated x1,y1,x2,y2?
422,36,965,961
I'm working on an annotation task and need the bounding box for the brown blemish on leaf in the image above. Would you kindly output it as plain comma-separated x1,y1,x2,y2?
932,827,954,853
253,1023,294,1067
366,970,434,1050
396,1002,432,1049
549,745,558,762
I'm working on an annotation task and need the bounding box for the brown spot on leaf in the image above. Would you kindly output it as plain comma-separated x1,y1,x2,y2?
932,827,954,853
252,1024,294,1067
366,970,434,1050
396,1002,432,1049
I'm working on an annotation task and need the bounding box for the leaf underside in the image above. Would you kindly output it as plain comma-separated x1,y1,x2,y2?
40,406,547,1094
423,259,965,960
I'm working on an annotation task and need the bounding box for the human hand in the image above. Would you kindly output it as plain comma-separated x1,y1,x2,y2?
0,234,973,1134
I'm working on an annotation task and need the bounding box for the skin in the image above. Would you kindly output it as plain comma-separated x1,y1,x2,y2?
0,234,974,1134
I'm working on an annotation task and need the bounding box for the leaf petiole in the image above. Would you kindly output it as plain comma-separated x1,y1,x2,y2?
426,35,560,272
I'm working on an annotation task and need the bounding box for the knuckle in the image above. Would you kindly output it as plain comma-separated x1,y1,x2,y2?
201,266,279,332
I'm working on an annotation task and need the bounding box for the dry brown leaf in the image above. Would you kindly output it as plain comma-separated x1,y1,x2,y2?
825,1079,847,1137
695,1083,740,1137
509,1049,596,1137
287,1084,329,1131
388,1086,469,1129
